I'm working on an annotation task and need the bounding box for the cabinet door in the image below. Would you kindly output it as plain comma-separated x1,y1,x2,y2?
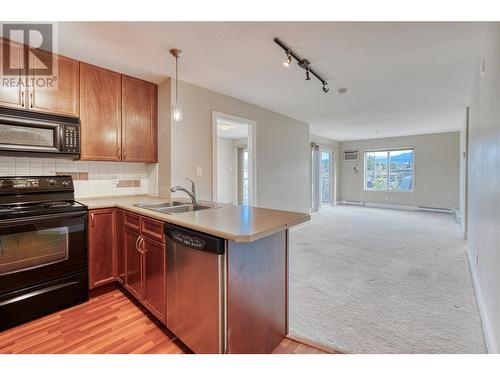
142,237,166,321
0,38,25,109
80,63,122,161
114,209,125,284
124,227,142,300
121,76,157,163
88,209,115,289
29,51,79,117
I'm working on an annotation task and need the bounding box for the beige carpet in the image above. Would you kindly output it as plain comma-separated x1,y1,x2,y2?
288,205,486,353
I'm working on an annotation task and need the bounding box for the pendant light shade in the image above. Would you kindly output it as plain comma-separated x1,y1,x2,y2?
171,104,183,122
170,48,183,122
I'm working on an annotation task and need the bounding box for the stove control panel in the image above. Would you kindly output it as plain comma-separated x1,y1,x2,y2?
0,176,74,193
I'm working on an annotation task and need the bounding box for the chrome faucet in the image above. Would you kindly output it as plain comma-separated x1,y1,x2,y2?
171,178,198,205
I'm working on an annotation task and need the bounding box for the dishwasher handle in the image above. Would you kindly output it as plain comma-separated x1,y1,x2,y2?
164,224,225,254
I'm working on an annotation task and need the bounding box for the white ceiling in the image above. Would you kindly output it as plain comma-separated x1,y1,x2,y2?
216,119,249,139
56,22,485,141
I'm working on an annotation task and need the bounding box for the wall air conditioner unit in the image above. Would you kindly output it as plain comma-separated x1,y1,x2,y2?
343,150,359,161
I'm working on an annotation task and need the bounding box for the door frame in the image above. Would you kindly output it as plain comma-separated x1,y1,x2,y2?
211,111,257,206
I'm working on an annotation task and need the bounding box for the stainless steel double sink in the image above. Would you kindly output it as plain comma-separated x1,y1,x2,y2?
134,201,214,215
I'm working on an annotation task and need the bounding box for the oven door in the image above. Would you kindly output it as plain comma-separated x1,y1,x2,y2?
0,211,87,295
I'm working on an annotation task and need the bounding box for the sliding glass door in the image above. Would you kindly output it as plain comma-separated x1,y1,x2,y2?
321,151,332,205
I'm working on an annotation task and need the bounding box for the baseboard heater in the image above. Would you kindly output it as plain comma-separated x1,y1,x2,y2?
416,206,455,214
339,200,455,214
338,200,364,206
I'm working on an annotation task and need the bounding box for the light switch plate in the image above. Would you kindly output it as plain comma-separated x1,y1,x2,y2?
196,166,202,176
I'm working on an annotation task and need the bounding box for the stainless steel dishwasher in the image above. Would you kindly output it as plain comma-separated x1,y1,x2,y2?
165,223,226,354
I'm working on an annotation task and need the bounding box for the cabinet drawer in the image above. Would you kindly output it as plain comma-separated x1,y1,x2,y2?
124,211,140,231
141,216,164,242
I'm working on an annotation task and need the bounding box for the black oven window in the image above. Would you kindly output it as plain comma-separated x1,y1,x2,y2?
0,226,69,275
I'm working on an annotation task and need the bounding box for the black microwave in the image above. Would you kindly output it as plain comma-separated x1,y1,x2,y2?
0,108,80,159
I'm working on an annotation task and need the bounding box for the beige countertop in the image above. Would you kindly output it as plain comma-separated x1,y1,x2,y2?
77,195,310,243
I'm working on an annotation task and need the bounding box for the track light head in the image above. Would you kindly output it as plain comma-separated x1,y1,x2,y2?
305,68,311,81
283,51,292,67
322,84,330,93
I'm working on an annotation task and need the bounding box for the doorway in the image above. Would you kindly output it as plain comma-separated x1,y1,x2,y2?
212,112,256,206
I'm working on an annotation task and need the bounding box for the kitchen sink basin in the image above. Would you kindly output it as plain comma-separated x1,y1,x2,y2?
134,201,214,215
134,201,187,209
155,204,212,214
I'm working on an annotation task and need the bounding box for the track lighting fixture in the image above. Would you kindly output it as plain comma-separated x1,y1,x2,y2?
305,67,311,81
283,51,292,67
274,37,332,94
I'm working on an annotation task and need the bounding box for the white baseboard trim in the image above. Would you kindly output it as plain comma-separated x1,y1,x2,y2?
466,249,496,353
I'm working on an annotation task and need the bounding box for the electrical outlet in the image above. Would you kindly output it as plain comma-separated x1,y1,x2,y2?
196,166,202,177
384,195,388,201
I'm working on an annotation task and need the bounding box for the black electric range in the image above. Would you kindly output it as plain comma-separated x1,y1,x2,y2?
0,176,89,331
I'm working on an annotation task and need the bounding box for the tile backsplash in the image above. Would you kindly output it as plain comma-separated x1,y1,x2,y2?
0,156,155,199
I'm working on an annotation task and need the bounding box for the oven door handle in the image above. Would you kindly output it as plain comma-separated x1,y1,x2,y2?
0,211,87,226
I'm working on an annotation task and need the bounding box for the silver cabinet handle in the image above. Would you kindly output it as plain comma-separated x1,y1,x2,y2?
30,91,33,108
140,237,146,253
21,91,25,107
135,236,141,252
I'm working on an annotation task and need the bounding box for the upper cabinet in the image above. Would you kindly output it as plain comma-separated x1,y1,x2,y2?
79,65,158,163
122,76,158,163
0,38,79,117
80,63,122,161
29,51,80,117
0,38,158,163
0,38,25,109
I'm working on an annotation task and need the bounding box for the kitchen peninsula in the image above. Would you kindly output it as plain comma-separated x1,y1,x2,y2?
79,195,310,354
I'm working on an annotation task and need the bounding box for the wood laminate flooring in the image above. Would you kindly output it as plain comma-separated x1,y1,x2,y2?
0,286,332,354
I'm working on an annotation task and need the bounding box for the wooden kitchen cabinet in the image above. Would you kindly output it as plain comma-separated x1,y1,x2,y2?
80,63,122,161
142,237,166,321
0,38,26,109
29,51,79,117
124,226,143,300
88,209,115,289
122,213,166,321
0,38,79,117
114,209,125,284
121,76,158,163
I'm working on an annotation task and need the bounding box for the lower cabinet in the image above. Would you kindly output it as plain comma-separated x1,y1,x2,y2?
88,208,166,322
142,237,166,320
122,212,166,322
115,209,125,284
88,209,115,289
124,226,143,300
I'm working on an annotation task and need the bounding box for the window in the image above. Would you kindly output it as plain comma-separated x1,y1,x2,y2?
364,149,414,191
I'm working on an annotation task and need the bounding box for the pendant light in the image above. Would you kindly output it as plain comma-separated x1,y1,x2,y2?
170,48,183,122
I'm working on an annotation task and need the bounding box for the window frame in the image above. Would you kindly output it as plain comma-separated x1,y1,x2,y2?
363,147,415,193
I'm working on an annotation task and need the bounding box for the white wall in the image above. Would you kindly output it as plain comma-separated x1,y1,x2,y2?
467,23,500,353
164,79,310,213
339,132,460,209
216,137,236,204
